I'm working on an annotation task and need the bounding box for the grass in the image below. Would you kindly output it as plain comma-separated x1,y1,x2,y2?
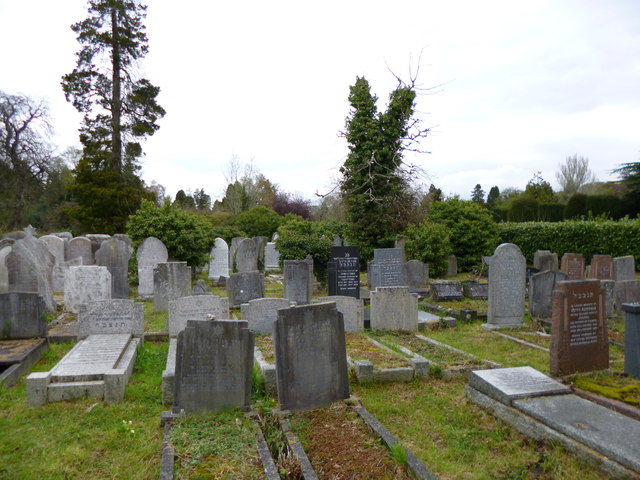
569,370,640,406
345,332,412,369
143,301,168,332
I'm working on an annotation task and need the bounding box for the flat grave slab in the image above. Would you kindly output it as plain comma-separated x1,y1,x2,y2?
514,394,640,474
0,338,44,364
0,338,48,387
51,334,131,381
469,366,570,405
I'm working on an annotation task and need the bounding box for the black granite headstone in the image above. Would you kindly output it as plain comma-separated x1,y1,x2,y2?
327,246,360,299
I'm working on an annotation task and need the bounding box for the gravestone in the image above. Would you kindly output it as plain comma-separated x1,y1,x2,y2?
614,280,640,315
560,253,584,280
236,238,258,273
600,279,615,318
95,238,131,299
168,295,230,337
463,283,488,300
264,242,280,271
208,237,229,282
533,250,558,272
430,281,463,301
227,271,264,307
39,235,65,265
550,280,608,376
588,254,614,280
253,236,268,271
52,257,83,293
0,245,11,293
229,237,244,271
614,256,636,281
191,279,210,295
403,259,428,288
173,320,254,413
78,299,144,339
327,246,360,299
273,302,349,411
529,270,567,318
370,286,418,332
283,259,313,305
315,296,364,332
0,292,47,339
446,255,458,277
622,303,640,378
241,297,292,334
332,234,342,247
369,248,404,289
85,234,111,256
136,237,168,296
394,236,407,262
64,266,112,314
153,262,192,312
68,237,93,265
486,243,526,328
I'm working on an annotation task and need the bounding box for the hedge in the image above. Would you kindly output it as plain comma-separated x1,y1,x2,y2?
498,219,640,268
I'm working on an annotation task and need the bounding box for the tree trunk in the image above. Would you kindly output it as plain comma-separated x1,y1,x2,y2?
111,8,122,174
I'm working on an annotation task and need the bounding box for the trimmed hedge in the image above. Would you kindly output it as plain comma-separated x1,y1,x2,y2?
498,219,640,268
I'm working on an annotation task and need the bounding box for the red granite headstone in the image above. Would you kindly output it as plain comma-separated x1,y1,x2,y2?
588,254,614,280
559,253,585,280
550,280,608,376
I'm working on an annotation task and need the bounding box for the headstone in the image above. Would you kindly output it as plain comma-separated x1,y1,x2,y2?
229,237,244,271
78,299,144,339
227,271,265,307
394,236,407,262
39,235,65,265
85,234,111,256
614,280,640,315
559,253,584,280
64,266,112,314
0,292,47,339
588,254,614,280
241,297,292,334
283,259,313,305
0,245,11,293
273,302,349,411
191,279,210,296
369,248,404,289
529,270,567,318
136,237,168,296
173,320,254,413
68,237,93,265
622,303,640,378
208,237,229,282
486,243,526,328
235,238,258,273
315,296,364,332
95,238,131,299
403,259,428,288
430,281,463,301
52,257,83,293
550,280,608,376
153,262,192,312
327,246,360,299
253,236,268,271
370,286,418,332
600,279,615,318
168,295,230,337
533,250,558,272
463,283,488,300
332,234,342,247
264,242,280,271
446,255,457,277
614,256,636,281
113,233,131,246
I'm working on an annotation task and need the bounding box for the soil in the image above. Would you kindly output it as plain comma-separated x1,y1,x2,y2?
345,333,412,369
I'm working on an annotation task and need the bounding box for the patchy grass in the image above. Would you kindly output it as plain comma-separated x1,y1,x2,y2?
264,274,284,297
432,298,489,312
569,370,640,407
346,333,412,369
143,300,167,332
255,334,275,364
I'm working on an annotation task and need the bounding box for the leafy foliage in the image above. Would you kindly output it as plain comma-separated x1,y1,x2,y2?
564,193,588,219
524,172,554,203
614,161,640,217
404,221,453,277
233,205,283,239
486,186,500,209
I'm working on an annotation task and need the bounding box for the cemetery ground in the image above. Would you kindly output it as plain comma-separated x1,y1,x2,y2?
1,273,639,479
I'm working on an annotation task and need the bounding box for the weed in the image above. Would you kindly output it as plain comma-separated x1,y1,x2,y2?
389,442,408,467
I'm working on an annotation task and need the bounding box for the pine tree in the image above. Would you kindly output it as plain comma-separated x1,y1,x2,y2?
471,184,485,204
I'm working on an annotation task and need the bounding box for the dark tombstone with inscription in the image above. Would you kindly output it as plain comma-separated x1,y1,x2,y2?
173,320,254,413
463,283,488,300
327,246,360,299
560,253,584,280
529,271,567,319
369,248,405,289
430,281,463,301
550,280,608,376
588,254,614,280
622,303,640,378
0,292,47,339
273,302,349,411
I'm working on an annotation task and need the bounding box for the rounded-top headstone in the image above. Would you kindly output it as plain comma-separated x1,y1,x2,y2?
486,243,526,328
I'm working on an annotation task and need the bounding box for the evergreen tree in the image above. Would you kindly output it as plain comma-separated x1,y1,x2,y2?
471,184,485,204
614,160,640,216
486,186,500,208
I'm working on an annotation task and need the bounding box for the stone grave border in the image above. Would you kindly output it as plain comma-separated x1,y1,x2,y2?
421,301,486,323
348,336,428,383
0,338,49,387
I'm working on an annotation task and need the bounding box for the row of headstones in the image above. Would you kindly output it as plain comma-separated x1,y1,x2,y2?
532,250,636,282
207,235,282,282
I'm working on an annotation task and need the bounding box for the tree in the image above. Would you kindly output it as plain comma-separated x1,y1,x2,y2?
471,184,485,204
486,186,500,208
173,189,195,210
404,221,452,277
524,172,554,203
62,0,165,231
339,76,428,260
613,160,640,216
556,155,596,195
192,188,211,212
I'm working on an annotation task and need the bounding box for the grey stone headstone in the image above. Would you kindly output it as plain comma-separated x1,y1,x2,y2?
174,320,254,413
0,245,11,293
600,279,616,318
64,266,112,314
327,246,360,299
95,238,131,299
283,259,313,305
403,259,429,288
614,256,636,281
370,286,418,332
78,299,144,339
227,271,264,307
622,303,640,378
253,236,268,271
229,236,244,271
236,238,258,273
52,257,83,293
40,235,65,265
208,237,229,281
168,295,230,337
0,292,47,339
153,262,192,312
486,243,526,328
85,234,111,255
614,280,640,315
430,281,463,301
446,255,457,277
315,296,364,332
463,283,488,300
332,234,342,247
264,242,280,271
273,302,349,411
528,270,567,318
68,237,93,265
369,248,404,289
191,279,210,296
241,297,292,334
136,237,168,296
533,250,558,272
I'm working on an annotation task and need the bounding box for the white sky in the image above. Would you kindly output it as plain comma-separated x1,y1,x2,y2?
1,0,638,203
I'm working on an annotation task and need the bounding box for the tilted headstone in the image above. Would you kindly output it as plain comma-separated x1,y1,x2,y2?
85,234,111,256
550,280,608,376
446,255,458,277
227,271,265,307
560,253,584,280
78,299,144,339
430,281,463,301
208,237,229,282
0,292,47,339
614,256,636,281
533,250,558,272
264,242,280,271
403,259,429,288
68,237,93,265
463,283,488,300
39,235,65,265
136,237,168,296
315,296,364,332
168,295,230,337
370,286,418,332
253,236,268,271
273,302,349,411
369,248,404,289
241,297,292,334
52,257,83,293
529,270,567,318
622,303,640,378
614,280,640,315
95,238,131,299
64,266,112,314
327,246,360,299
173,320,254,413
153,262,192,312
229,237,244,271
283,259,313,305
588,254,614,280
235,238,258,273
486,243,526,328
0,245,11,293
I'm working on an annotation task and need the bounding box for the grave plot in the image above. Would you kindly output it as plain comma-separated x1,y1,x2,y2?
0,338,48,387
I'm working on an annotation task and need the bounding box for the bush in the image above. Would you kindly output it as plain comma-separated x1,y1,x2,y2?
537,203,565,222
507,196,539,222
403,222,453,277
565,193,587,219
585,195,626,220
429,199,500,271
233,205,283,239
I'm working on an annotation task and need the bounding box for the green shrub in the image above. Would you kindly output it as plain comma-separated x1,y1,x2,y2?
565,193,587,219
233,206,283,239
586,195,626,220
403,222,453,277
537,203,565,222
507,196,539,222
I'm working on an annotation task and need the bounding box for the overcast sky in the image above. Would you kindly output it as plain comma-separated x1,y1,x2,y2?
1,0,638,203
